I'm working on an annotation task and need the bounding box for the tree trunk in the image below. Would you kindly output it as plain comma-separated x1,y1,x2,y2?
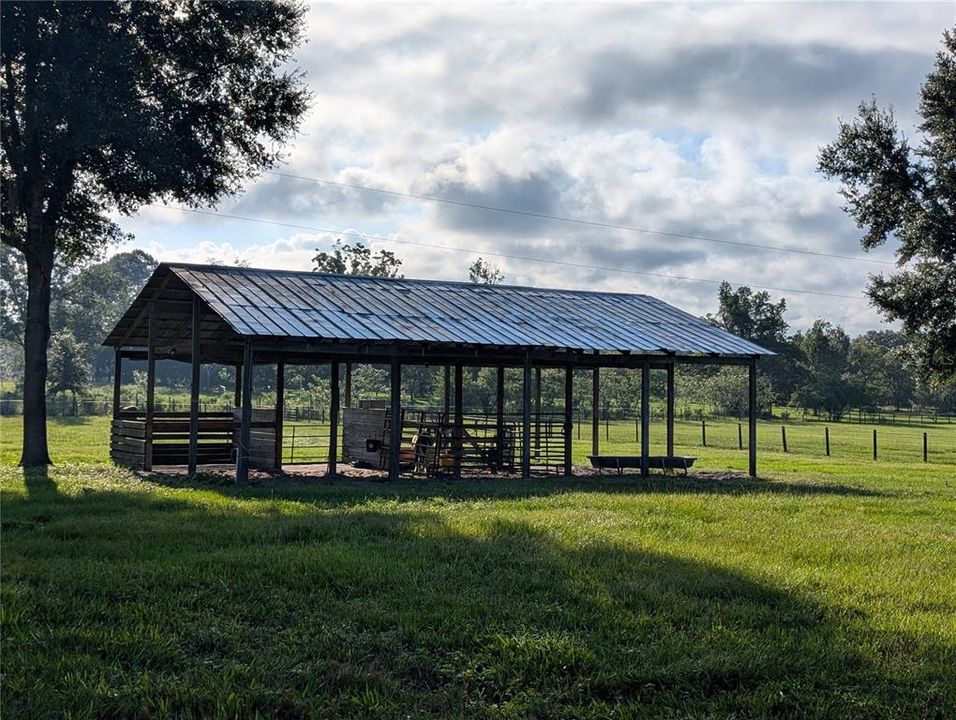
20,243,54,466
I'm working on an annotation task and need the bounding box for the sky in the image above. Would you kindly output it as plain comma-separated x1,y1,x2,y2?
118,1,954,336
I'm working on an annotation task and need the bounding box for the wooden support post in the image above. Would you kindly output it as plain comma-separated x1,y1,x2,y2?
666,361,675,457
112,347,122,420
738,422,743,451
496,365,505,470
701,420,707,447
344,362,352,408
923,432,928,462
454,363,463,479
270,364,282,471
522,352,532,478
389,357,402,481
781,426,788,453
748,358,758,478
144,303,156,471
188,296,201,475
872,428,877,460
825,426,830,456
534,367,542,454
592,367,600,457
236,340,254,483
234,365,242,409
443,365,451,416
328,361,339,478
564,365,573,476
641,361,650,477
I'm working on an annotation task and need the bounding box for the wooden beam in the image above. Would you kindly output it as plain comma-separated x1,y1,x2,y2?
122,339,762,374
749,358,758,478
328,361,339,478
454,363,464,479
275,361,285,471
591,367,600,457
344,362,352,408
144,303,157,471
443,365,451,415
389,357,402,481
522,352,532,478
234,365,242,409
241,339,758,369
564,365,573,476
641,360,650,476
116,273,173,348
496,365,505,471
534,367,542,455
112,348,122,420
236,340,254,483
188,296,201,475
666,361,675,457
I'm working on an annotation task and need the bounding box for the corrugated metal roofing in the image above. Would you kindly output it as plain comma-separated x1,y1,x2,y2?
108,263,773,357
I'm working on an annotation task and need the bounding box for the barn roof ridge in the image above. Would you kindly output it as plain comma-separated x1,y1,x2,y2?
160,261,657,300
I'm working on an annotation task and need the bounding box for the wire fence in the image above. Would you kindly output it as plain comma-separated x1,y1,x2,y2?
2,405,953,467
2,395,953,428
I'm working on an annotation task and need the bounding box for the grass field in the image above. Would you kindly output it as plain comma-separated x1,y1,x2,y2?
2,417,955,718
2,413,954,467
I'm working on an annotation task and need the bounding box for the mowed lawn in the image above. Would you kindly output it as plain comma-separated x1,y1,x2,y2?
1,418,955,718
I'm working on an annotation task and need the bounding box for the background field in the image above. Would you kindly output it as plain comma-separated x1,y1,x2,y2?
2,412,953,467
2,417,955,718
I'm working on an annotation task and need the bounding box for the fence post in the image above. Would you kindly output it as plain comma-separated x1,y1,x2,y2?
635,417,639,443
737,422,743,450
872,428,877,460
701,419,706,447
781,426,788,453
290,425,296,464
825,426,830,457
923,432,927,463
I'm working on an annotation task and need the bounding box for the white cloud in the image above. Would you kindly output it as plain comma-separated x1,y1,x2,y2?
122,1,953,336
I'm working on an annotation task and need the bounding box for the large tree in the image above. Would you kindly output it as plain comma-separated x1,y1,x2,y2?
468,257,505,285
708,281,803,405
313,239,404,278
791,320,865,420
818,28,956,385
46,330,90,414
1,1,309,465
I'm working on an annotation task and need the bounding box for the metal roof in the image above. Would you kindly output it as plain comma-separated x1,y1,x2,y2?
104,263,772,357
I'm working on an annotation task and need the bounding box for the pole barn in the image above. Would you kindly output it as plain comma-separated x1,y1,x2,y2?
103,264,772,480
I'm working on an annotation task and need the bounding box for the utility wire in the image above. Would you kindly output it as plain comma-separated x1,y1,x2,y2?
164,205,870,301
265,169,894,267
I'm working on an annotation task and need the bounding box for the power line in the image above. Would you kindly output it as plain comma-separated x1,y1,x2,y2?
264,169,894,267
164,205,871,301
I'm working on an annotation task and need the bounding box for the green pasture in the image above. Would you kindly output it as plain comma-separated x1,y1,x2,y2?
1,413,953,468
1,415,954,718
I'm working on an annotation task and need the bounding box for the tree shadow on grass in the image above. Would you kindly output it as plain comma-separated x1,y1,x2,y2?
2,481,951,718
21,465,58,499
136,468,889,509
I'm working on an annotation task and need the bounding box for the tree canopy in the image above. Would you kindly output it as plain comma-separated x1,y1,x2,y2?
312,240,404,278
1,0,309,464
46,331,90,405
468,257,505,285
818,27,956,384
